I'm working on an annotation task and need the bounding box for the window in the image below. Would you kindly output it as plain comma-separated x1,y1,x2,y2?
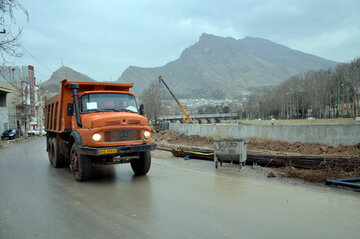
80,93,138,113
0,92,6,107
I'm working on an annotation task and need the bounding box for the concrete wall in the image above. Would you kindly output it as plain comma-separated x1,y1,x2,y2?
169,123,360,146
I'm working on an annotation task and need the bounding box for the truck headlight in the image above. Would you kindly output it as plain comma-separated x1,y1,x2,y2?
143,130,151,139
92,133,101,142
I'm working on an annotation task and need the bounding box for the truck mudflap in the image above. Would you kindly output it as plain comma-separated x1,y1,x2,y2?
79,143,157,156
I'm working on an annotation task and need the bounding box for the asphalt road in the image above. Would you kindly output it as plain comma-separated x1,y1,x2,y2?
0,138,359,239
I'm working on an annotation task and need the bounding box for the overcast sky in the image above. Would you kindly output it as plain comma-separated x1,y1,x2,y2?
9,0,360,83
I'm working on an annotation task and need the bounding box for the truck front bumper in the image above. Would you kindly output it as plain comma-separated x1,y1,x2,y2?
79,143,157,156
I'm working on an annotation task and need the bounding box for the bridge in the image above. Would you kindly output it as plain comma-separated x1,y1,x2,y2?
158,113,239,124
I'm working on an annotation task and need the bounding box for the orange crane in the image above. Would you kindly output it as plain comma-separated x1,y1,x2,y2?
158,76,194,124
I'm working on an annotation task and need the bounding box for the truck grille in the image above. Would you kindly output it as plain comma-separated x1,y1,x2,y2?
104,129,142,142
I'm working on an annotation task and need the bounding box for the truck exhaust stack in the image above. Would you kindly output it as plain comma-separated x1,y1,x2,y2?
69,83,82,128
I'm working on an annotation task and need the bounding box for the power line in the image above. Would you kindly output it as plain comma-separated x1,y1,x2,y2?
33,70,50,83
14,58,51,83
20,46,54,74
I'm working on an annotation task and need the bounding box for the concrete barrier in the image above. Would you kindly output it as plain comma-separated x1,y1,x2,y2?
169,123,360,146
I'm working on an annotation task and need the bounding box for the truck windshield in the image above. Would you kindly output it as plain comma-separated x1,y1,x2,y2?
80,93,138,113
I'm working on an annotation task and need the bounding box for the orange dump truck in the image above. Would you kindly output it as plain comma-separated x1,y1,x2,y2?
44,80,156,181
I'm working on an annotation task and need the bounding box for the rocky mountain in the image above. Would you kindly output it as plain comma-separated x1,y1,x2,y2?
41,66,96,95
117,33,338,98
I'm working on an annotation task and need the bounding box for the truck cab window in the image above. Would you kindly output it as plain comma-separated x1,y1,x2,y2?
80,93,138,113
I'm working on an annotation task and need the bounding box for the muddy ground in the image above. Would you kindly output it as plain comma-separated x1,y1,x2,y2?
152,130,360,182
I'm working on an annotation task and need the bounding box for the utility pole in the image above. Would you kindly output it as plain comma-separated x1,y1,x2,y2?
341,83,344,118
337,77,339,118
11,68,17,130
38,87,43,136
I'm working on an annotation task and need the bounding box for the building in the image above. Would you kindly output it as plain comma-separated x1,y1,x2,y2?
0,65,39,134
0,86,11,133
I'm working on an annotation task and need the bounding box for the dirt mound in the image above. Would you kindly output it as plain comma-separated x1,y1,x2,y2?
152,130,360,157
153,130,213,149
247,138,360,157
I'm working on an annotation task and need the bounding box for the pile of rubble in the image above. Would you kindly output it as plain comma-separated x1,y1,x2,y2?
152,130,360,158
152,130,213,149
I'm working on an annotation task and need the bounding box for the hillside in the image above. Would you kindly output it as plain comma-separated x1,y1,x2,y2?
41,66,96,95
117,33,338,98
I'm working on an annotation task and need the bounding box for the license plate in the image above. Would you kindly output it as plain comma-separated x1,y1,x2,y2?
98,149,118,155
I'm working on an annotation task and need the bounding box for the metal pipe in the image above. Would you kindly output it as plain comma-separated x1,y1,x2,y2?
325,179,360,189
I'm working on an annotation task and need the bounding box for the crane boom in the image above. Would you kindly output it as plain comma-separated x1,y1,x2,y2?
158,76,194,124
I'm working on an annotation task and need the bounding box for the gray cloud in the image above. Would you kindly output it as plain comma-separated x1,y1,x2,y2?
10,0,360,83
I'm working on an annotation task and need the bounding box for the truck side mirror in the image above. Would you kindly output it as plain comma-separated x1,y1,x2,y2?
139,104,144,116
67,103,74,116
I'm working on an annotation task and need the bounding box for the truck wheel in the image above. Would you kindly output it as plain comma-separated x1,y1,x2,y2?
70,144,91,181
63,155,71,168
47,137,54,165
52,138,65,168
131,150,151,176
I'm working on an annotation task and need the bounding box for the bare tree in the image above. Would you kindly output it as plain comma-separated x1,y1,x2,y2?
243,57,360,120
139,81,166,124
0,0,29,64
346,58,360,117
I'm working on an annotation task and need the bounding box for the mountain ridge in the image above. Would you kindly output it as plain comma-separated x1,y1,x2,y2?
117,33,337,98
41,66,96,94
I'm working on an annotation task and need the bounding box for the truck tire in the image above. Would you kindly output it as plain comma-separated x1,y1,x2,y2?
70,144,91,181
47,137,54,165
52,138,65,168
131,150,151,176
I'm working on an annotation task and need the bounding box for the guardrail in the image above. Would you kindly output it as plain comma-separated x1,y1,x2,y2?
158,113,238,121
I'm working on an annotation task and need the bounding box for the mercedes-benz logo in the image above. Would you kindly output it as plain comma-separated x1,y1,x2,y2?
119,131,129,139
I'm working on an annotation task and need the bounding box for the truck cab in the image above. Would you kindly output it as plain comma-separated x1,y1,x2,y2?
45,80,156,181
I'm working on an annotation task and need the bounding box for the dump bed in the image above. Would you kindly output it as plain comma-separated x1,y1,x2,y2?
44,80,133,133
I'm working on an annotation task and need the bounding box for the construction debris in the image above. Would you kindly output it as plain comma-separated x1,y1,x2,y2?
246,154,360,170
166,147,360,170
152,130,360,158
153,130,360,183
171,146,214,160
279,167,360,183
